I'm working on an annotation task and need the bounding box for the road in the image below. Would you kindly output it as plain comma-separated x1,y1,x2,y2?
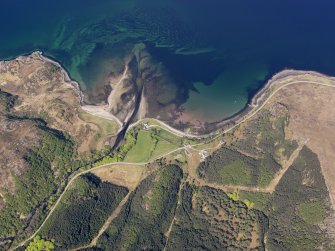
122,79,335,144
193,143,305,194
163,179,185,251
138,79,335,150
11,146,187,250
81,105,123,128
12,78,335,250
128,118,205,139
70,192,133,251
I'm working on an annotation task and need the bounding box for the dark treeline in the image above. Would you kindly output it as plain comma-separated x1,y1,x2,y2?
0,88,18,112
265,146,332,250
166,184,267,251
0,127,75,238
97,165,183,251
41,174,128,249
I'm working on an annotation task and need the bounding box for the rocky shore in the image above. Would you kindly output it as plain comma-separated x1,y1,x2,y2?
7,51,335,138
35,51,85,104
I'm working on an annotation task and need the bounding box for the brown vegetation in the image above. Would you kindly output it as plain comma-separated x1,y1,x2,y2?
0,53,119,196
0,118,40,193
0,53,118,153
91,164,145,190
265,82,335,209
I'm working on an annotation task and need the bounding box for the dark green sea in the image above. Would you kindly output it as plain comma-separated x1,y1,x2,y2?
1,0,335,121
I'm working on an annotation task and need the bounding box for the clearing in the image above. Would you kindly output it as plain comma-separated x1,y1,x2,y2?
91,164,146,190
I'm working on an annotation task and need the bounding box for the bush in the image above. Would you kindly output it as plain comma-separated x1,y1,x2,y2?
25,236,54,251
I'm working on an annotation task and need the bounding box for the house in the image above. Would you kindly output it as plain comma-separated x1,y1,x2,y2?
142,122,149,130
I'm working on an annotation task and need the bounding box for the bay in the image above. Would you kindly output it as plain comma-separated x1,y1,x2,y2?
1,0,335,121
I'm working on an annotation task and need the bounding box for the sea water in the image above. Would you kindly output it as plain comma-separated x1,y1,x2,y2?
1,0,335,121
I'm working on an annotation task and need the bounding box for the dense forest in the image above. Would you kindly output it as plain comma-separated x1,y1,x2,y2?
199,109,298,188
264,147,332,250
0,126,75,239
166,184,267,251
40,173,128,249
198,147,281,187
0,109,124,249
97,165,183,250
1,88,334,251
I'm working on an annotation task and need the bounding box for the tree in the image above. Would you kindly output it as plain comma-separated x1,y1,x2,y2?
25,236,54,251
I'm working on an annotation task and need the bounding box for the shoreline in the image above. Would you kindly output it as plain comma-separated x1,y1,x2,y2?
4,50,335,138
34,51,85,105
129,69,335,139
208,69,335,134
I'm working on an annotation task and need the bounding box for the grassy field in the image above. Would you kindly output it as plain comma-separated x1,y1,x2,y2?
155,128,182,145
125,128,183,163
150,138,177,159
125,130,156,163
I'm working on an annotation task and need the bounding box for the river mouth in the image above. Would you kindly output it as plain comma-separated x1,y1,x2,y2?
2,0,335,124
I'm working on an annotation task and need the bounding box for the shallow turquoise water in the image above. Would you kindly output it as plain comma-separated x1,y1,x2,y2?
184,62,268,122
1,0,335,120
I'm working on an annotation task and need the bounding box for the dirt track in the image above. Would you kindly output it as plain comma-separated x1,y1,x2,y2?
10,67,335,250
185,143,304,194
